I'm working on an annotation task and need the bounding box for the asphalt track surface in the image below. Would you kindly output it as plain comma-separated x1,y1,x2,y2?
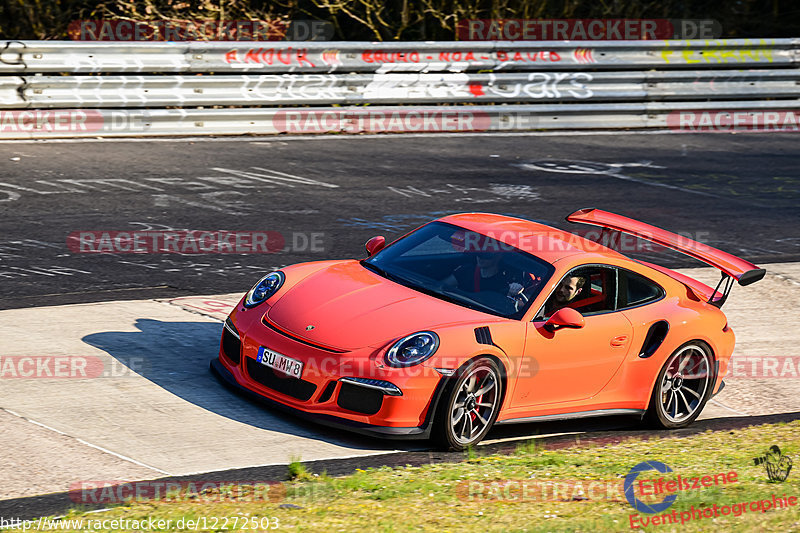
2,131,800,519
1,132,799,309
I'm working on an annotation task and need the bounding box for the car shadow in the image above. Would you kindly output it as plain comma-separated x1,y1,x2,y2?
80,318,730,453
81,318,420,452
484,414,644,444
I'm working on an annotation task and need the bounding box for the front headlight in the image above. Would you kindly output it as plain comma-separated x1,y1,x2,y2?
244,271,285,308
386,331,440,367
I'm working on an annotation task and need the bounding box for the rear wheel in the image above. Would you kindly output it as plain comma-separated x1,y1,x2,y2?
433,357,502,450
645,341,714,429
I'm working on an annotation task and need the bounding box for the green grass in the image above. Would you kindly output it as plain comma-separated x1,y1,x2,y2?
287,455,315,482
6,421,800,532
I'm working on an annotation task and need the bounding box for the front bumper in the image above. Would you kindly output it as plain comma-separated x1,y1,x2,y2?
211,357,439,440
212,308,449,440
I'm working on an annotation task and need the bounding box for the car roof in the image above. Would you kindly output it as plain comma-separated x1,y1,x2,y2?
438,212,629,264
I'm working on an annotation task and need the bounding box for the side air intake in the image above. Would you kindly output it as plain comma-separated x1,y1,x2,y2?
474,326,494,346
639,320,670,358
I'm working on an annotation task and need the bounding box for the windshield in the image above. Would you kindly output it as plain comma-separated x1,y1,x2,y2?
362,221,555,319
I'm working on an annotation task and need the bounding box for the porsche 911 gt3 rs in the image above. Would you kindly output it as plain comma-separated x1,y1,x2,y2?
211,208,764,450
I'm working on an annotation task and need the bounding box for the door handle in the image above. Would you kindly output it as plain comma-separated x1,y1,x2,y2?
611,335,629,347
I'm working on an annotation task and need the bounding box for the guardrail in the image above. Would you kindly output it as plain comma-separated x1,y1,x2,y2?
0,39,798,138
2,70,798,108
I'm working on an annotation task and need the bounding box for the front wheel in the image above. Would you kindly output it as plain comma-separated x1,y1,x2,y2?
433,357,503,450
645,341,714,429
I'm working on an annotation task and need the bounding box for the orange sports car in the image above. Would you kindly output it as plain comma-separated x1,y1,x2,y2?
211,209,764,450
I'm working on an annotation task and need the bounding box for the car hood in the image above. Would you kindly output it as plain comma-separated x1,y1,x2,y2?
266,260,494,350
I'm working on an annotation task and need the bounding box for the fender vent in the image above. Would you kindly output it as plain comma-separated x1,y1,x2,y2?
475,326,494,346
639,320,670,358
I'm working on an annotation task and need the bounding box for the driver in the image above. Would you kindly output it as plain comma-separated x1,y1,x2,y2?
542,275,586,317
443,251,525,301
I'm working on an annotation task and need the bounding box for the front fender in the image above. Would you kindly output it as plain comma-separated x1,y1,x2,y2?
423,321,521,372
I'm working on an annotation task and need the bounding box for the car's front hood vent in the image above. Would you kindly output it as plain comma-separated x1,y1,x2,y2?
261,315,348,353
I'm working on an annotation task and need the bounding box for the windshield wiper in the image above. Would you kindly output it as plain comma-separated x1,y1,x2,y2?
363,262,455,301
436,286,501,316
361,261,508,318
360,261,410,286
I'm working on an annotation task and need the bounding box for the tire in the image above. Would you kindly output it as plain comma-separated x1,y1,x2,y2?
433,357,503,450
645,341,715,429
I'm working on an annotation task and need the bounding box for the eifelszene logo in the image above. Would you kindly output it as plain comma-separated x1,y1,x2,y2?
624,461,678,513
624,461,738,514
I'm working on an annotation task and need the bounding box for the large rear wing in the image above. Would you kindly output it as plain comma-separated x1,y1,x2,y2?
566,208,765,305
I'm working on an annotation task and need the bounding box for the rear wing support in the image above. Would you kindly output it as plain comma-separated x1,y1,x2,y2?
710,273,734,308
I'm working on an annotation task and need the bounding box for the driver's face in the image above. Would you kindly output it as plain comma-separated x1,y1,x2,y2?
475,252,500,267
555,276,582,303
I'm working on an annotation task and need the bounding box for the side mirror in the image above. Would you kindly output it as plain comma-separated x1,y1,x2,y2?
365,236,386,257
544,307,585,333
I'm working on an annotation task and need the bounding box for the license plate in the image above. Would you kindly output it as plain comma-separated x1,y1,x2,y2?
257,346,304,378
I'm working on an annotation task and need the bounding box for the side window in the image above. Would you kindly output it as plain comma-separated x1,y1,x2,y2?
538,265,618,319
619,270,664,308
